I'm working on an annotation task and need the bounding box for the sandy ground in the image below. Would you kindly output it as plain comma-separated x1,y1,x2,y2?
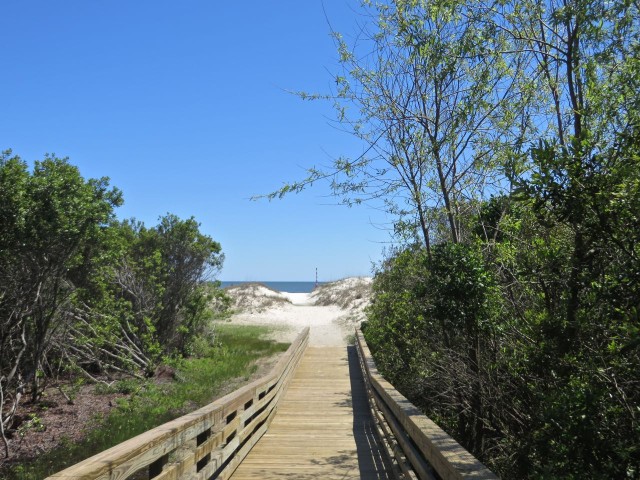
224,278,372,346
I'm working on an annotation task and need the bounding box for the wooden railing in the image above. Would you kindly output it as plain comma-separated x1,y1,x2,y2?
47,327,309,480
355,328,499,480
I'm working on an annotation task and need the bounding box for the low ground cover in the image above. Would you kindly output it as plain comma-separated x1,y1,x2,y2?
2,324,289,480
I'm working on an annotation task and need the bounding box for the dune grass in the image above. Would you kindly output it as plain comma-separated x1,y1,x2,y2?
4,324,289,480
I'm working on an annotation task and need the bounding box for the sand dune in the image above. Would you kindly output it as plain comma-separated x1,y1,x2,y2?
223,277,372,346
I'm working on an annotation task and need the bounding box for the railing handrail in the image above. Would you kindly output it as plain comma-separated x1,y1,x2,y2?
47,327,310,480
355,327,499,480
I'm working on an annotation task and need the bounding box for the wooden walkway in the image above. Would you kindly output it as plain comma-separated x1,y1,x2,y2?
230,346,392,479
46,327,497,480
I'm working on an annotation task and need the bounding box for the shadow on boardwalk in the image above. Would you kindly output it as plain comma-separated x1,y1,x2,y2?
346,345,392,479
230,346,392,479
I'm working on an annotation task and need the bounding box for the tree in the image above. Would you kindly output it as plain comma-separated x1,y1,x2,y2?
269,0,529,251
144,214,224,354
0,151,227,459
0,152,122,456
0,153,122,398
489,0,640,335
362,1,640,477
63,215,225,377
111,215,224,358
366,242,501,453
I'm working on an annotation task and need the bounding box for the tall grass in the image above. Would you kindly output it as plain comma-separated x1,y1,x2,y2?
4,324,289,480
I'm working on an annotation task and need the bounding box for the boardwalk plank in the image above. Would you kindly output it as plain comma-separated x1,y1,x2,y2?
230,346,392,480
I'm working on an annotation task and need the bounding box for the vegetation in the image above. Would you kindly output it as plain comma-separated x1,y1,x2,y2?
0,152,228,460
3,324,289,479
275,0,639,477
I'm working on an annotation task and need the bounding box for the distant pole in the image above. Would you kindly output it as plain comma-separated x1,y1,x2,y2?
315,267,318,289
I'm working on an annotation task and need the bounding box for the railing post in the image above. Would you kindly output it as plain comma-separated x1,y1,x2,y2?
45,327,310,480
355,327,499,480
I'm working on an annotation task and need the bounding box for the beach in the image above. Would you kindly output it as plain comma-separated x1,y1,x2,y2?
223,277,372,346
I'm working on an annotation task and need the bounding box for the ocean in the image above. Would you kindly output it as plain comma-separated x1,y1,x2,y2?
220,281,320,293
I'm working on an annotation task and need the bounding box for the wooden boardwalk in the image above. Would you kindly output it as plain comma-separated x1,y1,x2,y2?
46,328,497,480
230,346,392,480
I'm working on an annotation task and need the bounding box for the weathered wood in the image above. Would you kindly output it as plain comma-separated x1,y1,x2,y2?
45,324,492,480
46,327,309,480
355,329,499,480
369,383,435,480
230,346,392,480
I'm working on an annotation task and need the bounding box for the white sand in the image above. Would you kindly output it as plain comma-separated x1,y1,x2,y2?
224,278,372,346
280,292,314,306
228,300,348,346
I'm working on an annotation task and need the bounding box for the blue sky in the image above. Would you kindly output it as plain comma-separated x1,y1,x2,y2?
0,1,392,281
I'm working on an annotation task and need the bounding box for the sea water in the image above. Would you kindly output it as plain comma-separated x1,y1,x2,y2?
219,281,320,293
